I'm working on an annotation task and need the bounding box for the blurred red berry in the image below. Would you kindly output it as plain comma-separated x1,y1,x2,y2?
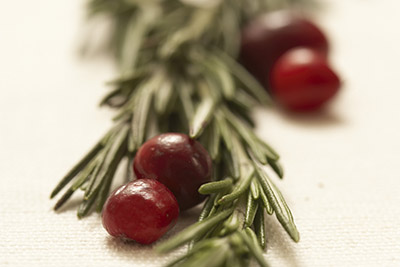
240,10,329,87
270,47,340,111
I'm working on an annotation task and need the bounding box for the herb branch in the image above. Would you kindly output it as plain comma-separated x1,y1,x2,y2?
51,0,304,265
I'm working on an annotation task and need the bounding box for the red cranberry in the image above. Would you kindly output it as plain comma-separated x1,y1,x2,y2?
102,179,179,244
270,47,340,111
240,10,329,86
133,133,212,211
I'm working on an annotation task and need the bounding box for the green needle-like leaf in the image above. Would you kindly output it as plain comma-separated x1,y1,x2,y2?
252,154,300,242
160,9,215,58
99,86,123,107
218,172,253,205
179,243,228,267
240,229,269,267
178,80,195,124
50,141,103,199
77,192,98,218
254,208,266,249
258,139,280,161
199,179,233,195
119,6,159,73
214,49,271,105
223,150,240,180
96,137,128,212
155,78,173,114
190,97,215,139
198,194,217,222
223,107,267,164
53,188,74,211
231,90,258,111
156,208,233,254
268,158,284,179
245,190,259,227
203,119,221,161
85,126,129,200
132,88,153,148
259,182,273,215
250,178,260,199
165,239,224,267
216,111,233,151
53,160,97,210
201,55,235,100
221,200,245,235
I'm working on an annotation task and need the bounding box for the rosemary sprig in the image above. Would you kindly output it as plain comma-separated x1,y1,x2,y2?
51,0,302,266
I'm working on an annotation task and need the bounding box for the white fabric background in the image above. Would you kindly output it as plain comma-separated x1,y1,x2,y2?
1,0,400,266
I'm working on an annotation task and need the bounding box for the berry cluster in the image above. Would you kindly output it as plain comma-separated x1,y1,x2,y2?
102,133,212,244
240,11,341,111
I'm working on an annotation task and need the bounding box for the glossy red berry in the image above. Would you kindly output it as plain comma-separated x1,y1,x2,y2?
133,133,212,211
270,47,340,111
240,11,329,86
102,179,179,244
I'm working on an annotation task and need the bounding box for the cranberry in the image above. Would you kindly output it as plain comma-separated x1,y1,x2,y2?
270,47,340,111
102,179,179,244
240,10,329,86
133,133,212,211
